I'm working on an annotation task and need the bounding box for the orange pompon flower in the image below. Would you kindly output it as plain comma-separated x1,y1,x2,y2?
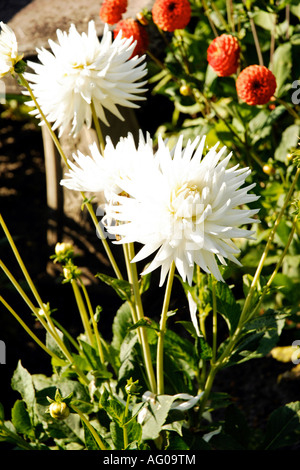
99,0,128,25
236,65,277,106
207,34,240,77
114,18,149,57
152,0,191,32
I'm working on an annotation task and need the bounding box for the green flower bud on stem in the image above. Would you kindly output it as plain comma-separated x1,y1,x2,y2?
49,401,70,420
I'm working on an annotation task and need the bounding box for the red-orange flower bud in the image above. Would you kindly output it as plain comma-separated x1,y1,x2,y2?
207,34,240,77
236,65,277,106
152,0,191,32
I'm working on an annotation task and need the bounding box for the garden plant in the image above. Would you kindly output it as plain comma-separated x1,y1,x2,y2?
1,0,300,451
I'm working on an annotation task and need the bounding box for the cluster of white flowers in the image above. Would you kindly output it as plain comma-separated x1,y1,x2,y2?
0,19,259,288
62,132,259,286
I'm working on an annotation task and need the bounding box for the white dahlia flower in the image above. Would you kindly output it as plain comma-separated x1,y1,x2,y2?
60,131,155,203
24,21,148,136
104,133,260,285
0,22,23,78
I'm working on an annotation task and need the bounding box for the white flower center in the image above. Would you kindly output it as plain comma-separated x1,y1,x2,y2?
169,183,204,221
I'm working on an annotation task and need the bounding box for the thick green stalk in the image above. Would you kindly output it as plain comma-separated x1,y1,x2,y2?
126,243,157,394
123,393,130,449
156,261,176,395
84,199,123,280
70,404,106,450
91,100,105,155
71,279,94,345
211,278,218,363
79,278,105,364
18,74,69,167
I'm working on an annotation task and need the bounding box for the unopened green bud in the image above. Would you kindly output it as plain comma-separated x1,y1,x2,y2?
37,302,51,317
125,378,141,395
49,401,70,420
63,264,81,280
55,242,73,256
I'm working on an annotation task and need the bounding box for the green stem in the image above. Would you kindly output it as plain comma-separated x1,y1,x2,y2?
123,394,130,449
71,279,94,345
242,0,264,66
70,404,106,450
226,0,235,33
0,423,34,450
79,278,105,364
201,0,218,37
211,277,218,362
0,296,64,363
0,258,68,359
156,261,176,395
126,243,157,394
275,96,300,121
0,264,90,386
51,317,80,351
91,100,105,155
84,199,123,280
249,215,298,321
197,363,219,418
18,73,69,167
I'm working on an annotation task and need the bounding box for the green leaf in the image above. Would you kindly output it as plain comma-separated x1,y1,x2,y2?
111,301,133,352
96,273,132,301
252,10,277,30
141,394,183,441
11,362,36,423
78,339,102,371
207,278,241,334
128,318,159,332
110,421,124,450
45,328,69,364
262,402,300,449
125,419,142,448
272,42,292,95
100,390,125,427
82,420,101,450
274,124,300,162
118,332,146,389
228,309,287,365
11,400,34,438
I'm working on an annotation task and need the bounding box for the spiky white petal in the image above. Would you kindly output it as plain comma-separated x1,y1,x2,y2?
24,21,148,136
0,22,23,78
60,131,155,203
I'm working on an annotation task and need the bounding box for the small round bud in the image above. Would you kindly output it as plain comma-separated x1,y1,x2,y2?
49,402,70,420
287,153,294,162
180,84,192,96
37,302,51,317
263,164,275,175
63,267,71,280
55,242,73,256
125,378,141,395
